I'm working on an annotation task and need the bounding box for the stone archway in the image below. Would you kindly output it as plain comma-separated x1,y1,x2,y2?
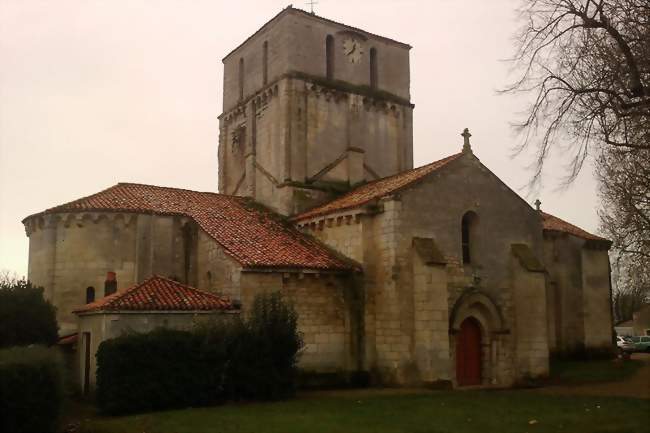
450,291,506,386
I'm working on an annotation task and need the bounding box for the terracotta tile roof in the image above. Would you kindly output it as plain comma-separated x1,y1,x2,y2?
293,153,463,221
541,211,608,242
25,183,356,271
58,333,78,345
74,276,232,313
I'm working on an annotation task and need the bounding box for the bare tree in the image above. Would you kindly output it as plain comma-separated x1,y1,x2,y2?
611,252,650,322
0,269,23,286
505,0,649,185
597,147,650,321
597,148,650,259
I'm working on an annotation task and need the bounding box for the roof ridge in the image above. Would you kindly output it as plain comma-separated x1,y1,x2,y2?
74,275,232,313
292,152,463,221
115,182,236,198
540,211,607,242
73,281,136,312
24,182,241,223
24,181,358,272
362,152,463,188
39,183,122,217
148,274,232,300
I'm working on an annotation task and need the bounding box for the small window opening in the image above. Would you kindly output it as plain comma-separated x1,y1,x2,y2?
370,47,378,89
85,287,95,304
326,35,335,79
104,272,117,296
238,57,245,100
262,41,269,85
461,211,478,265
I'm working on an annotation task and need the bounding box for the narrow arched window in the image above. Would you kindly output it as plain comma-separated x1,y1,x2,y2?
238,57,245,100
104,272,117,296
326,35,334,80
370,47,378,89
461,211,478,265
262,41,269,86
86,287,95,304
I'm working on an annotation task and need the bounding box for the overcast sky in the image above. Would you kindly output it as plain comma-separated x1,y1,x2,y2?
0,0,601,277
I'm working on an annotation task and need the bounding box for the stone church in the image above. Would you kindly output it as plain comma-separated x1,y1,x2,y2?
22,7,614,389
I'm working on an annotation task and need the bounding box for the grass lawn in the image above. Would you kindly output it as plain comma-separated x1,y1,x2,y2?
550,358,644,384
77,390,650,433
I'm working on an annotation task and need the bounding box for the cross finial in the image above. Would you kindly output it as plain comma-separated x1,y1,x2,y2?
306,0,318,14
534,199,542,211
461,128,472,153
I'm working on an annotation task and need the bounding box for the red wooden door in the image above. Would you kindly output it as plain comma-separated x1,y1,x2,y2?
456,318,482,386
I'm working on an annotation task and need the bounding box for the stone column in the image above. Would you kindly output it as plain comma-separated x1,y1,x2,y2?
217,119,228,193
40,215,58,301
244,99,256,198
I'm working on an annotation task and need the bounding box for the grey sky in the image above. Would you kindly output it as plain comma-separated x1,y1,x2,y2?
0,0,600,277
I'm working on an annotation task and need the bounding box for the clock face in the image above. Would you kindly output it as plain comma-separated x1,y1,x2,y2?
343,38,363,64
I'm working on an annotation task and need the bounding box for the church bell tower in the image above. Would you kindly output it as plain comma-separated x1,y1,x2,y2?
218,7,414,215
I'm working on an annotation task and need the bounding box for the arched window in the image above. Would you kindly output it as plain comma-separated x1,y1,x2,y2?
85,287,95,304
238,57,245,100
104,272,117,296
461,211,479,265
262,41,269,85
370,47,378,89
326,35,335,80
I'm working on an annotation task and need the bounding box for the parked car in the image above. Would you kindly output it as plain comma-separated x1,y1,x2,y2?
629,336,650,352
617,335,635,353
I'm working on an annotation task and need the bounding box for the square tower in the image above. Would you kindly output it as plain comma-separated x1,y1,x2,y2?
218,7,414,215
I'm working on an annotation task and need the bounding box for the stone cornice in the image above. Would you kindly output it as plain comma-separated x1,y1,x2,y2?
218,71,413,120
22,211,154,237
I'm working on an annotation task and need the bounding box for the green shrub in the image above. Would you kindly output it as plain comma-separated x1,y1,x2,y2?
0,279,58,348
0,346,64,433
95,292,303,415
96,328,226,415
225,292,303,401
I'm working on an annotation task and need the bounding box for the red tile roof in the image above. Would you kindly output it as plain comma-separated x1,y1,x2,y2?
541,212,608,242
25,183,356,271
58,333,78,345
292,153,463,221
74,276,232,313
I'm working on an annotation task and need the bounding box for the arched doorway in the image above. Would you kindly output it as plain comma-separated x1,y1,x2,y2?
456,317,482,386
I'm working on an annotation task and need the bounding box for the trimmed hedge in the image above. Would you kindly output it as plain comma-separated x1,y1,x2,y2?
96,292,303,415
0,346,63,433
96,329,226,414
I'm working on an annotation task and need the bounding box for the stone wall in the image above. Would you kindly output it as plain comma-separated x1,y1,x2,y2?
581,248,613,349
544,234,614,353
218,8,414,216
543,235,585,351
222,8,411,111
24,212,194,334
239,271,359,373
510,256,549,377
300,152,550,385
219,77,413,215
195,230,242,299
396,153,548,383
